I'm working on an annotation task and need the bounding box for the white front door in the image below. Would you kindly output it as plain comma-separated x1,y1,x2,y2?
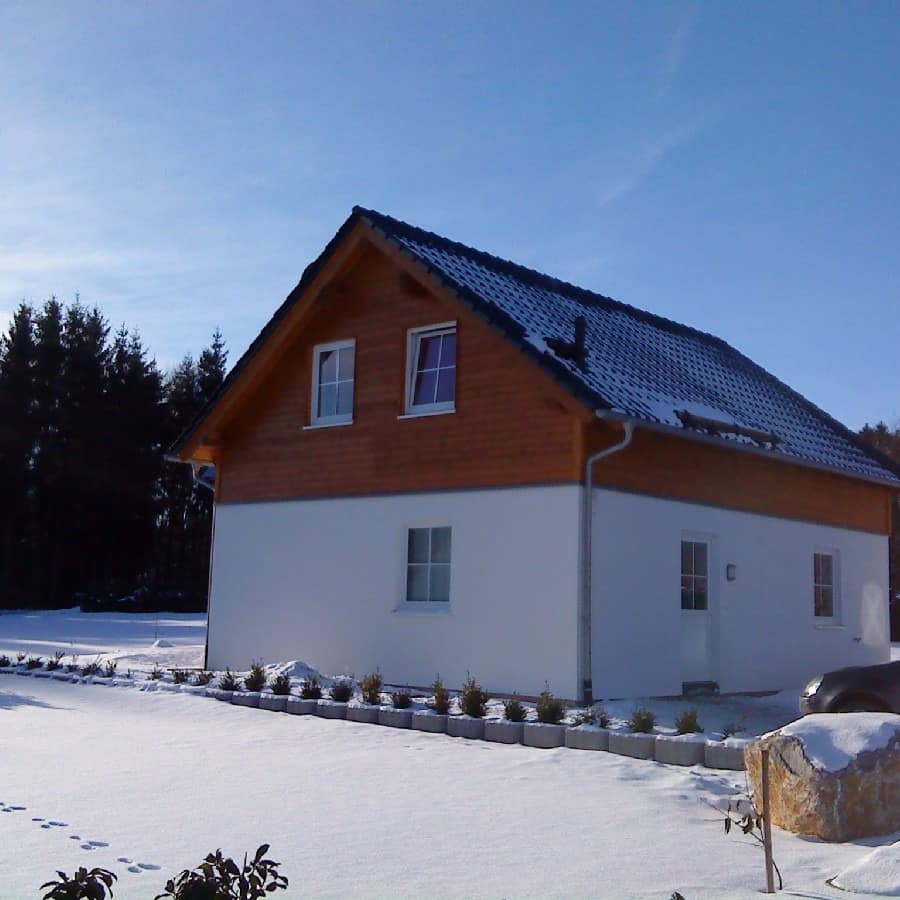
680,538,715,685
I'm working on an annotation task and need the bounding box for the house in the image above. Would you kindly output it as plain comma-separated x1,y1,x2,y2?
172,207,900,702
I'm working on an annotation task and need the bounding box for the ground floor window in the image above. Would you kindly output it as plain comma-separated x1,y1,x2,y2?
406,526,451,603
814,552,836,618
681,540,708,610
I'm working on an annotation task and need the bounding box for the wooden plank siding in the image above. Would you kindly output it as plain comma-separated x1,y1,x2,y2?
203,233,891,536
583,423,891,535
216,242,582,501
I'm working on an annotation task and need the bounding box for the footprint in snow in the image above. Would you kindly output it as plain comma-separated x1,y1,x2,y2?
8,805,25,810
32,817,44,822
80,844,95,851
117,857,132,864
138,863,160,870
127,866,142,874
49,821,67,827
88,840,108,847
69,835,81,841
41,824,51,829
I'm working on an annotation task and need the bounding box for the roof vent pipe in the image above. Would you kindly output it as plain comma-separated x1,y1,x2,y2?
580,419,635,707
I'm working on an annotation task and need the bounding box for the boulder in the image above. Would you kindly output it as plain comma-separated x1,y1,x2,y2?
745,713,900,842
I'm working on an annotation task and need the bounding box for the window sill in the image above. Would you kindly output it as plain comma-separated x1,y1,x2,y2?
397,407,455,420
302,420,353,431
392,604,452,617
814,623,845,630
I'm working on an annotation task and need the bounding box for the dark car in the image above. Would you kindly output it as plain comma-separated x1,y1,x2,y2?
799,660,900,715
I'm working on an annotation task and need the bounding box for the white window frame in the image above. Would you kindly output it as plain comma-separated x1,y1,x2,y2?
404,322,457,417
680,538,710,611
813,548,840,622
404,525,452,605
309,339,355,427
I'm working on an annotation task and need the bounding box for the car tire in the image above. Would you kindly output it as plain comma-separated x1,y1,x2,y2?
832,695,890,714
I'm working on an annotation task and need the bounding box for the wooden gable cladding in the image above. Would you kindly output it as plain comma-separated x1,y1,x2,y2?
583,422,892,535
215,242,583,503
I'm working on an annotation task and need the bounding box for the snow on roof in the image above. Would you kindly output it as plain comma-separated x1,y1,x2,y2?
774,712,900,772
359,207,900,485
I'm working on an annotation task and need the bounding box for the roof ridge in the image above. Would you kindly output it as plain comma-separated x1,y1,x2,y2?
353,205,733,354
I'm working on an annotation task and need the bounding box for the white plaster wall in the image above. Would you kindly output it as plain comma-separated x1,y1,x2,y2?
208,485,581,698
592,489,890,698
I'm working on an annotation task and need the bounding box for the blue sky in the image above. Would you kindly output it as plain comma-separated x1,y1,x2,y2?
2,1,898,429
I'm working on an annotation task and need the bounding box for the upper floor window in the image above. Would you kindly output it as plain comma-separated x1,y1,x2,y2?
405,323,456,415
311,339,355,426
681,540,708,610
814,552,836,618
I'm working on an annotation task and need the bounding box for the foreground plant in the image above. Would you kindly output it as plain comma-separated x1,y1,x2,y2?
458,673,488,718
154,844,288,900
429,675,451,714
172,669,190,684
46,650,66,671
103,660,118,679
535,684,565,724
41,865,117,899
268,672,291,695
572,706,610,728
193,670,214,686
329,679,353,702
503,695,527,722
391,688,412,709
25,656,44,670
300,675,323,700
218,669,239,691
675,708,703,734
359,671,382,705
628,707,656,733
81,659,102,677
244,661,266,693
722,796,783,890
0,654,11,668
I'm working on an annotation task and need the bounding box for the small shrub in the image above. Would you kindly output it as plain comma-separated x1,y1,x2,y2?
41,865,117,899
0,654,10,668
391,689,412,709
193,670,214,686
329,679,353,702
103,660,118,679
269,672,291,695
721,721,744,740
675,708,703,734
572,706,610,728
535,684,565,725
66,656,79,673
628,707,656,733
26,656,43,670
503,695,527,722
458,673,488,718
429,675,451,714
244,662,266,693
46,650,65,671
171,669,190,684
149,665,164,681
15,652,26,664
300,675,323,700
81,659,102,677
219,669,239,691
155,844,288,899
359,671,383,706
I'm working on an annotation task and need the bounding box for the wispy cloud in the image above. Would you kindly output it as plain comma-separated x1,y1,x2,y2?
659,5,699,98
593,124,699,208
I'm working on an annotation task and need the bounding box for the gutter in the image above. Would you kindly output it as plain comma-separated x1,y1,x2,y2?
580,419,635,706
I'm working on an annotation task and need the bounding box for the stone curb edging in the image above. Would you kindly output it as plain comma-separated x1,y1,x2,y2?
18,669,748,770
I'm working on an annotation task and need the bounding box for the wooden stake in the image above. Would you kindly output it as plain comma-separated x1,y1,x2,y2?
761,748,776,893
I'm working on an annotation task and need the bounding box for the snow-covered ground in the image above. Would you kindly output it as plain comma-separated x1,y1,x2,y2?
1,611,899,898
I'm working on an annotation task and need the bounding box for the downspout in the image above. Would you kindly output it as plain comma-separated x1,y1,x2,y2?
581,419,635,706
